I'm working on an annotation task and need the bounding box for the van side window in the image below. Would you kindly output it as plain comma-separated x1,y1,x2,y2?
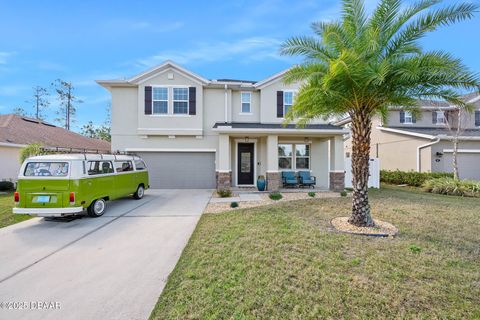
114,161,133,172
87,161,114,175
134,160,146,170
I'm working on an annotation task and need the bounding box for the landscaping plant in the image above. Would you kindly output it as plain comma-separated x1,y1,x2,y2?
381,170,453,187
0,181,14,191
308,191,316,197
340,191,348,197
423,177,480,197
280,0,479,226
230,202,239,208
269,192,283,201
217,189,232,198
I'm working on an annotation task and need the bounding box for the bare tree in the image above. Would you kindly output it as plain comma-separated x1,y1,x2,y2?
27,86,50,120
52,79,83,130
444,107,471,180
12,106,28,117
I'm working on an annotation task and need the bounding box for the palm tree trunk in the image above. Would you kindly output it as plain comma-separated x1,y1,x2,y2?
348,111,374,227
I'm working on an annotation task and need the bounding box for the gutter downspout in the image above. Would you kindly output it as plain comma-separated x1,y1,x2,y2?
224,84,228,123
417,137,440,172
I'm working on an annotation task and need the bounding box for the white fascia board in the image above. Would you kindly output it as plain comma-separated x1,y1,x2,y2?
467,95,480,104
125,148,216,153
378,127,435,139
254,67,292,89
443,149,480,153
0,142,26,148
128,60,209,85
212,127,348,135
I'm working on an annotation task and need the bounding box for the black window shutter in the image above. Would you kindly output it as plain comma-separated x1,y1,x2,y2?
475,110,480,126
432,111,437,124
144,86,152,115
399,111,405,123
276,91,284,118
189,87,196,115
412,113,416,123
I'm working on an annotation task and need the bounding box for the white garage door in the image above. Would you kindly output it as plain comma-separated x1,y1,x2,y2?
443,153,480,180
137,152,216,189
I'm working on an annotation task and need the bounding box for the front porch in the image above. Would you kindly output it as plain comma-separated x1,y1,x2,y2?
214,128,346,192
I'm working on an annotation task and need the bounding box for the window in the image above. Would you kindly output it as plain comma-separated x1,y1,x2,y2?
475,110,480,127
114,160,133,172
241,92,251,113
295,144,310,169
404,111,413,124
134,160,146,170
278,144,293,169
436,111,446,124
278,144,311,170
152,87,168,114
284,91,294,115
24,162,69,177
173,87,189,114
87,161,113,175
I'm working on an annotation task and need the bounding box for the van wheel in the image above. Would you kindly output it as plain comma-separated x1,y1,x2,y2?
133,185,145,200
87,199,106,217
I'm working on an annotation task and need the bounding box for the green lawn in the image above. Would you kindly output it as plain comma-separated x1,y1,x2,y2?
150,185,480,319
0,192,31,228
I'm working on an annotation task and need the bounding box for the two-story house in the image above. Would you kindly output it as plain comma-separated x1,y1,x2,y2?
97,61,347,191
343,93,480,180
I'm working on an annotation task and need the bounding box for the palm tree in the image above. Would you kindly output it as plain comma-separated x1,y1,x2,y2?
281,0,479,227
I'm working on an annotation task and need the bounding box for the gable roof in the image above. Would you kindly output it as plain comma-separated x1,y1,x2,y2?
253,68,292,89
0,114,111,151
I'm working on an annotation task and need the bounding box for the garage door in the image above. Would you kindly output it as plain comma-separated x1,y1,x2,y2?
136,152,216,189
443,153,480,180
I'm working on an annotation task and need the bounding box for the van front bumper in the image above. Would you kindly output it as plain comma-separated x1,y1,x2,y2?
13,207,84,217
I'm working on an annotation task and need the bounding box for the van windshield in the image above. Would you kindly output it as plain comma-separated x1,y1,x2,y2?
24,162,69,177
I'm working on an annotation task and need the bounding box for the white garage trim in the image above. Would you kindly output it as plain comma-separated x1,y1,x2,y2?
126,148,216,152
443,149,480,153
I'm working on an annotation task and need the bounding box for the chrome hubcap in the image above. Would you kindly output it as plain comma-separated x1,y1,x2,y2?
138,187,144,197
94,200,105,214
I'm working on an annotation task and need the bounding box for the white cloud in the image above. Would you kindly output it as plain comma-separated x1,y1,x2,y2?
137,36,291,67
0,51,15,65
0,85,29,96
104,19,184,33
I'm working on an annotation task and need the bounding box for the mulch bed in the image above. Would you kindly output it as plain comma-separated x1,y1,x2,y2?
330,217,398,237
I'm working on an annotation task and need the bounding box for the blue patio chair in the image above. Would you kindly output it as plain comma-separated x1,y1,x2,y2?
298,171,316,188
282,171,298,188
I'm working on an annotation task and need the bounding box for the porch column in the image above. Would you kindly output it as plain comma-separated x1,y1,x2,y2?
329,135,345,192
266,135,281,191
216,134,232,190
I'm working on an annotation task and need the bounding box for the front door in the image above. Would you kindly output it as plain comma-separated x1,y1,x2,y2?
237,143,254,185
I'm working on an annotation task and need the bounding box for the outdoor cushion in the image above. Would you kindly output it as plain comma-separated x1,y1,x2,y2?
282,171,298,185
298,171,316,185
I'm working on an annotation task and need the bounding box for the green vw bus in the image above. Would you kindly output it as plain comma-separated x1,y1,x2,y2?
13,154,149,217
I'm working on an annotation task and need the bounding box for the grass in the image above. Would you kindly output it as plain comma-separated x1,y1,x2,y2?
150,185,480,319
0,192,31,228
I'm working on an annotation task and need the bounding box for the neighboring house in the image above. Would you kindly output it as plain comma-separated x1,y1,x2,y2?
97,60,347,191
342,93,480,180
0,114,111,181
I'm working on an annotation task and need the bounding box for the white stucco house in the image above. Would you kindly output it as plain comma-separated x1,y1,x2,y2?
97,61,346,191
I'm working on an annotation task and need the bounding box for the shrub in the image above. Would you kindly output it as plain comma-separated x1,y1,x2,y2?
308,191,316,197
230,202,239,208
340,190,347,197
380,170,453,187
0,181,14,191
19,143,48,163
422,177,480,197
269,192,283,201
217,189,232,198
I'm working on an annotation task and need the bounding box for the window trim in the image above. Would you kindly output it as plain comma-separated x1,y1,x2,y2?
173,87,189,115
404,111,413,124
278,143,311,171
283,90,295,116
240,91,252,114
152,86,169,115
435,111,446,125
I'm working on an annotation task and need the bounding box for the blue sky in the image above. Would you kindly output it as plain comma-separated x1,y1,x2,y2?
0,0,479,131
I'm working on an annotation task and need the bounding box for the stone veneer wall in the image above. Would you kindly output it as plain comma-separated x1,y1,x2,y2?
266,172,281,191
329,171,345,192
216,171,232,190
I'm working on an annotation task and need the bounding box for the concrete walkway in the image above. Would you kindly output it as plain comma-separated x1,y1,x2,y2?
0,189,212,320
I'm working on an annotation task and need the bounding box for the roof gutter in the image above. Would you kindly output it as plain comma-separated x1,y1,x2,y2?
224,84,228,123
417,137,440,172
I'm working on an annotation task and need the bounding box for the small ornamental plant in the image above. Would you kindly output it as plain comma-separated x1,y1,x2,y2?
308,191,316,197
340,191,348,197
269,192,283,201
230,202,239,208
217,189,232,198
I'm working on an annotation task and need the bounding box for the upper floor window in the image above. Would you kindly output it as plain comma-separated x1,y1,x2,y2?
435,111,446,124
173,88,189,114
475,110,480,127
284,91,294,115
152,87,168,114
241,92,251,113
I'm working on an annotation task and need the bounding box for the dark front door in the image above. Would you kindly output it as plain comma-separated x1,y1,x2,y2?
237,143,254,185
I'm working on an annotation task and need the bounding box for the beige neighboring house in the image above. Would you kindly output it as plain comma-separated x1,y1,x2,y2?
342,93,480,180
97,60,347,191
0,114,111,181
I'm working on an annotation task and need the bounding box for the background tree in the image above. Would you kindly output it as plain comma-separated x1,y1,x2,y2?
19,143,48,163
27,86,50,120
12,106,28,117
80,105,111,141
52,79,83,130
281,0,479,227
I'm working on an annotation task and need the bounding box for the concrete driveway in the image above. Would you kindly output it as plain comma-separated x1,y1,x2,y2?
0,189,212,320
